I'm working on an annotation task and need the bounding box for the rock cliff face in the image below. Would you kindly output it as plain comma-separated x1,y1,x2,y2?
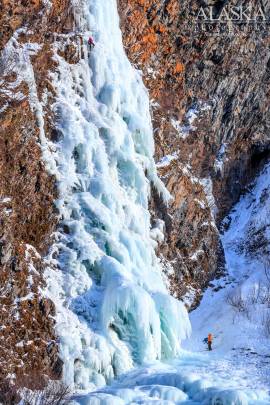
118,0,270,304
0,0,77,388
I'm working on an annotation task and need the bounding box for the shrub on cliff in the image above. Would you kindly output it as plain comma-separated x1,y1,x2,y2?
21,381,71,405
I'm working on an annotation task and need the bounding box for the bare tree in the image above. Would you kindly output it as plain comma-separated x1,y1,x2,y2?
261,312,270,338
0,51,23,110
0,52,17,86
22,381,71,405
226,289,247,313
0,380,20,405
226,288,251,321
264,259,270,286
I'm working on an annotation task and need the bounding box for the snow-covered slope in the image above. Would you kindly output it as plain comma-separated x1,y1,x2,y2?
45,0,190,391
185,162,270,389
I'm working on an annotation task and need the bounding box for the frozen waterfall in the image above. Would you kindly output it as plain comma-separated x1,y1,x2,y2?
45,0,191,390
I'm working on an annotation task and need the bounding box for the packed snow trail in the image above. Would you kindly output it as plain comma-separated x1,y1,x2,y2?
45,0,189,392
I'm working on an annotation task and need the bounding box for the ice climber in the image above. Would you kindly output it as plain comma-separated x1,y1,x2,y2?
207,333,213,351
88,36,95,50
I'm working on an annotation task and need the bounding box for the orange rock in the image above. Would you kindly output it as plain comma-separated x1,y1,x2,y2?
174,62,185,74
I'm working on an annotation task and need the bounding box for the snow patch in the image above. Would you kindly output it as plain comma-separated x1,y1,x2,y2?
156,152,178,168
214,143,228,173
171,102,211,140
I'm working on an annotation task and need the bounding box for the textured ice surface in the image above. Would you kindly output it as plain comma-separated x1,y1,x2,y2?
45,0,190,390
71,354,270,404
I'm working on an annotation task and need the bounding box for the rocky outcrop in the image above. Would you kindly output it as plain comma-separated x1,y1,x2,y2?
118,0,270,304
0,100,57,383
0,0,77,388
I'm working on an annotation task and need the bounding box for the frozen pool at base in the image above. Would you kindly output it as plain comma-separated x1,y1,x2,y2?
72,351,270,405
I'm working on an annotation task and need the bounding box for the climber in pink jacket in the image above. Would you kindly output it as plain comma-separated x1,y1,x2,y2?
88,36,95,50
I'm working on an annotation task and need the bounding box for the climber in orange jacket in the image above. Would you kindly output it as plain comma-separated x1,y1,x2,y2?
207,333,213,351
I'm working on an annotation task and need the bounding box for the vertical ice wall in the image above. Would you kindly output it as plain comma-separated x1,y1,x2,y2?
45,0,191,390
